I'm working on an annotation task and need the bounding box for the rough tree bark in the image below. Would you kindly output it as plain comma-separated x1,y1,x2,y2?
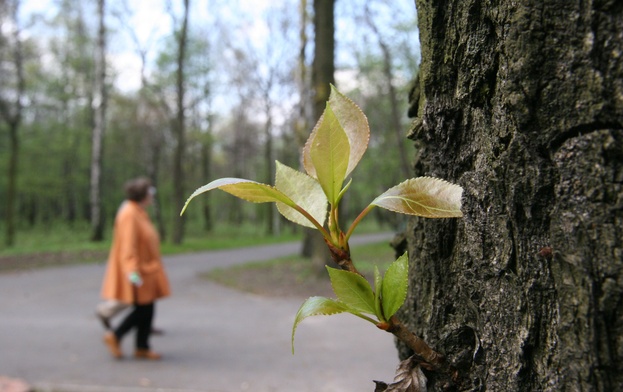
400,1,623,391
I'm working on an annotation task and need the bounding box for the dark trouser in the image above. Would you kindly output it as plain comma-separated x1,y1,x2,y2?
114,302,154,349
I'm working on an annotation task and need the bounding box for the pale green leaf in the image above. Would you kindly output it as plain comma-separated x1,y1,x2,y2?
291,296,349,353
371,177,463,218
307,104,350,204
274,161,328,228
374,265,384,322
303,86,370,179
327,85,370,177
381,252,409,320
326,266,376,315
181,178,297,216
336,177,353,204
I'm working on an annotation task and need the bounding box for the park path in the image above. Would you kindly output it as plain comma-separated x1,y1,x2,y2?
0,233,399,392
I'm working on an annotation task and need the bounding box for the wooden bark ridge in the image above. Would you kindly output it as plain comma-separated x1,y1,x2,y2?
406,0,623,390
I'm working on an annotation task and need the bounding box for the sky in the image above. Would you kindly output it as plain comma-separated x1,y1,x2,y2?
16,0,419,120
19,0,279,92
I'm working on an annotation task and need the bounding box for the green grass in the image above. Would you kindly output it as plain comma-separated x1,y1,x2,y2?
0,223,111,256
0,222,303,258
0,218,391,258
160,224,303,255
205,239,398,290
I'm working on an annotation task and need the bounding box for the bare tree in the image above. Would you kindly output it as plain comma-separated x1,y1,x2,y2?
363,3,410,179
171,0,190,244
0,0,25,247
89,0,107,241
115,0,168,240
295,0,312,150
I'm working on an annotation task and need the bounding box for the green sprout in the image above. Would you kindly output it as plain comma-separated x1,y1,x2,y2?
181,85,463,364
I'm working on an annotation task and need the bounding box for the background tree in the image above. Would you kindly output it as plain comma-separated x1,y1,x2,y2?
401,1,623,390
331,0,419,230
0,0,25,247
89,0,107,241
304,0,335,271
362,2,410,179
0,0,417,251
170,0,190,244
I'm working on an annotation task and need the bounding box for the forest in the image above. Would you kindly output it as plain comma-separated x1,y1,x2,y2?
0,0,417,250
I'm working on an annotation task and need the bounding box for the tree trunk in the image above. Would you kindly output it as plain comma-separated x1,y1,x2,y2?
401,1,623,391
264,97,278,235
5,122,19,247
90,0,107,242
201,120,213,232
311,0,335,117
1,0,24,247
305,0,335,272
172,0,190,244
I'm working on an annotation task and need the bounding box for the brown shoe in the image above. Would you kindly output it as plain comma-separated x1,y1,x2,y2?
134,349,162,360
103,332,123,359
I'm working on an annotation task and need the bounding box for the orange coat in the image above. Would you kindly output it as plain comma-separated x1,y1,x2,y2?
101,201,170,305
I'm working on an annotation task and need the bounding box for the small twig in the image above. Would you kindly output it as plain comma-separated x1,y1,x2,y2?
324,238,363,276
325,239,447,372
384,316,445,370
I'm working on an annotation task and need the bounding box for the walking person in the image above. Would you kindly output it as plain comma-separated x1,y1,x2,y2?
100,177,170,360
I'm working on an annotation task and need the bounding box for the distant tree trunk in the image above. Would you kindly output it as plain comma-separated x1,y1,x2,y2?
171,0,189,244
292,0,311,236
201,124,213,232
400,1,623,391
263,87,277,235
147,142,166,240
295,0,312,150
5,121,19,247
311,0,335,117
304,0,335,272
90,0,107,241
0,0,25,247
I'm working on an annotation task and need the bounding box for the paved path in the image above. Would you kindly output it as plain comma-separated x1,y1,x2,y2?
0,233,399,392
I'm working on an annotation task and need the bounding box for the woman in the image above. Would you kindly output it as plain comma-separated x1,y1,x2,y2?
101,177,170,360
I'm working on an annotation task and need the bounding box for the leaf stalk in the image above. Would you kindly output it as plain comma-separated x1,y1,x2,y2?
344,204,375,242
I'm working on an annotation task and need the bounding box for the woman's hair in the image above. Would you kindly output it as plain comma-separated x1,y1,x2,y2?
124,177,152,202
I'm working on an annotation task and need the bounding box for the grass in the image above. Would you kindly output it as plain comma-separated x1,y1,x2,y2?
0,222,303,258
203,239,398,298
0,218,390,257
0,218,397,298
0,219,393,274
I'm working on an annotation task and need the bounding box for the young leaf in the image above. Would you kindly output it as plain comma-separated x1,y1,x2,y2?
181,178,298,216
381,252,409,320
326,266,376,315
291,296,349,353
303,85,370,179
327,85,370,177
371,177,463,218
308,104,350,204
374,265,385,322
275,161,328,228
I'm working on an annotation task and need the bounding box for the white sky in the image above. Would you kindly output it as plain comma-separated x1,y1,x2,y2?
20,0,278,92
17,0,419,122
